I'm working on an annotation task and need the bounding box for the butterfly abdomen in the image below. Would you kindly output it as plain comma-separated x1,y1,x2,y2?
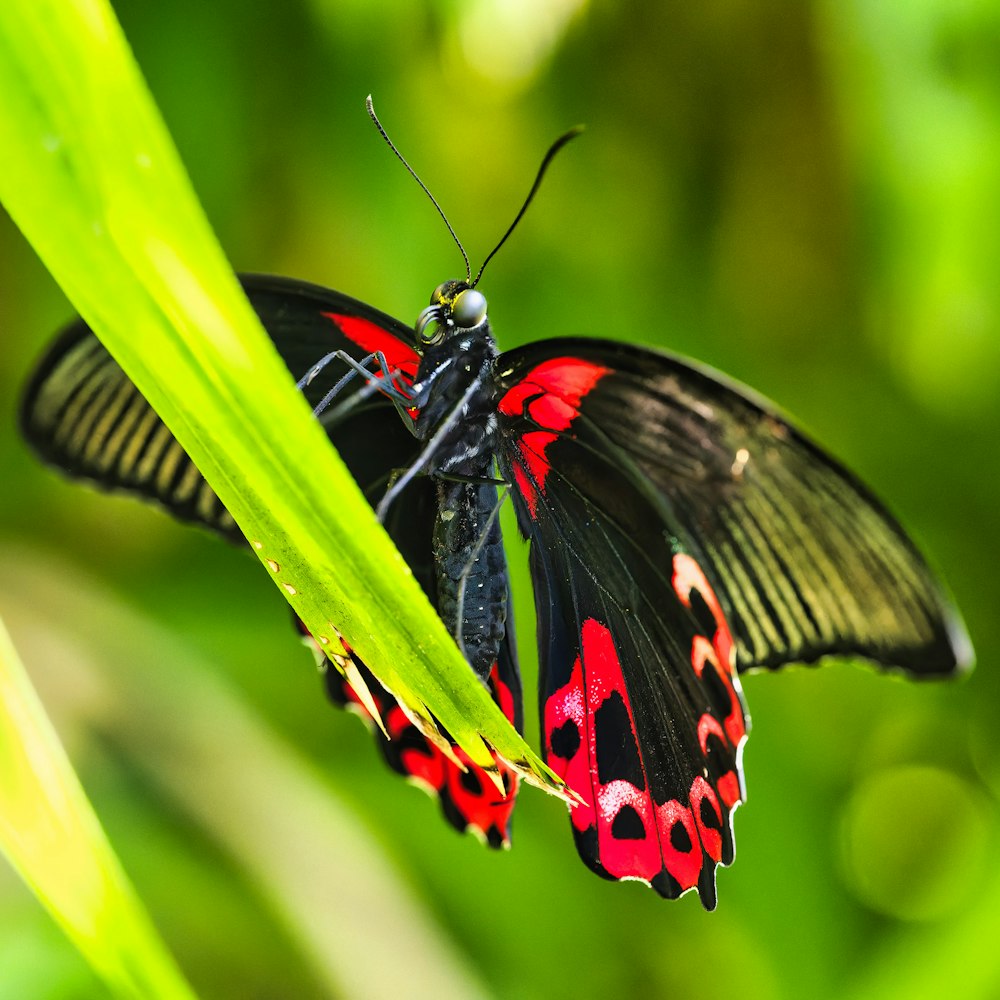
433,478,509,682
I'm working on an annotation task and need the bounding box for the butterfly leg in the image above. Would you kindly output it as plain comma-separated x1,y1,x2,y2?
300,349,414,419
375,374,485,522
297,349,369,389
436,471,510,488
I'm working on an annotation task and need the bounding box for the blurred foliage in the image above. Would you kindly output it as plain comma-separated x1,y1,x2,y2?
2,0,998,997
0,615,197,1000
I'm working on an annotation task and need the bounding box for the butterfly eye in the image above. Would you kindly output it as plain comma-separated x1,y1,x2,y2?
451,289,488,328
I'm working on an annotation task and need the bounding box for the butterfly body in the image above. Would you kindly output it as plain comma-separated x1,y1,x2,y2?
431,477,509,682
20,272,971,909
378,279,510,679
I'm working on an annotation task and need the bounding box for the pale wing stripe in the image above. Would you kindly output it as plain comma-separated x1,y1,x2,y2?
713,534,785,659
113,400,162,479
82,377,137,465
37,339,107,436
135,421,176,482
741,483,838,645
171,458,204,505
59,364,118,454
750,473,857,643
153,441,186,496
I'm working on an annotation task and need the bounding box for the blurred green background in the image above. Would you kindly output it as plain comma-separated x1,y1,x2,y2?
2,1,999,997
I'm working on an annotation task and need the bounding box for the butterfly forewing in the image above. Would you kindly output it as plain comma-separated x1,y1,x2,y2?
20,321,242,538
495,338,970,679
19,275,420,539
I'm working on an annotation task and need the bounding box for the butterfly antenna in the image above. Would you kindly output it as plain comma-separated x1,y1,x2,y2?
366,96,472,284
472,125,584,288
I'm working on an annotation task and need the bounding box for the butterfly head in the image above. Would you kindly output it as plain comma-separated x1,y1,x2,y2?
415,280,489,350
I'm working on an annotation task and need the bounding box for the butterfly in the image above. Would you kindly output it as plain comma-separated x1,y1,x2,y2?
19,112,972,910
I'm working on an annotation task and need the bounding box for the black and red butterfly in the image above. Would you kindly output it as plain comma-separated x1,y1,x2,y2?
20,121,972,910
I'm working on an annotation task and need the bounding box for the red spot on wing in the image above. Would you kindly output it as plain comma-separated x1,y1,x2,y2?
511,464,537,519
656,799,702,890
597,780,661,881
544,618,708,890
500,357,610,519
690,634,716,677
445,747,518,845
443,662,520,843
493,661,517,723
496,381,535,418
499,356,610,423
697,713,726,753
673,553,735,674
690,777,724,863
385,703,448,791
325,312,420,379
331,653,519,847
717,772,742,810
543,649,594,830
519,431,558,482
672,552,748,808
513,431,559,516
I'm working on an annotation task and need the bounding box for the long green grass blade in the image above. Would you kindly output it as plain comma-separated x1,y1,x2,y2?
0,0,560,791
2,551,493,1000
0,616,198,1000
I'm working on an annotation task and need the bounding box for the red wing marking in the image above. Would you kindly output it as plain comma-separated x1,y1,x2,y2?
500,357,610,519
672,552,748,806
515,431,559,518
673,553,735,674
325,312,420,379
440,662,519,845
544,650,594,831
510,464,536,518
498,357,611,425
544,618,707,890
655,799,702,890
329,653,518,848
544,556,749,901
444,748,518,848
689,777,724,863
519,431,559,484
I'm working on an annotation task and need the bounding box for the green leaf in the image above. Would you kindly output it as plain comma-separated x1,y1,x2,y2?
0,616,198,1000
3,549,494,1000
0,0,563,792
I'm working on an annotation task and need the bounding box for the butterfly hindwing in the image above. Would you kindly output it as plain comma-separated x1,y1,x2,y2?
321,631,522,847
500,392,747,906
494,339,968,906
312,441,524,848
